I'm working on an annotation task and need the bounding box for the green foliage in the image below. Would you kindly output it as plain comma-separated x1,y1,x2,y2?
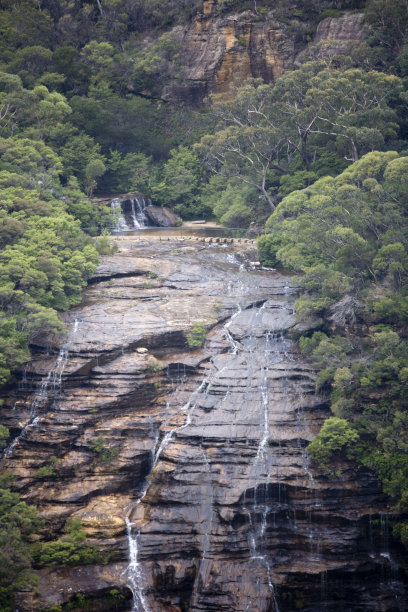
261,152,407,292
94,231,118,255
186,322,207,349
99,151,153,194
34,456,57,479
151,146,210,219
0,137,99,386
148,357,165,372
0,424,10,450
393,522,408,549
308,417,360,471
259,150,408,545
84,158,106,196
89,435,118,464
196,63,403,222
0,475,41,611
364,0,408,64
34,519,103,568
316,9,344,22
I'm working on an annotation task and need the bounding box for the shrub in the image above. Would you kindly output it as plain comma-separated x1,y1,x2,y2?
94,230,118,255
0,424,10,451
393,522,408,549
308,417,360,471
186,322,207,348
316,9,343,22
89,436,118,464
34,519,103,567
34,465,55,479
148,357,164,372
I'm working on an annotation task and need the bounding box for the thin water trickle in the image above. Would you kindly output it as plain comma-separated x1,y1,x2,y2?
4,344,69,457
231,298,284,611
125,518,150,612
224,303,242,353
124,297,270,610
191,445,214,608
124,349,223,609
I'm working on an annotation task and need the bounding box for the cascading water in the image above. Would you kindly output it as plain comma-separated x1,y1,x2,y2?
125,276,293,611
130,197,149,228
110,196,149,232
3,240,407,612
124,368,220,610
110,198,130,233
3,345,68,457
121,249,308,612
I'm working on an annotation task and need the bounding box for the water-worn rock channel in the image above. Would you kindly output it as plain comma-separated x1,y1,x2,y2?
1,239,407,611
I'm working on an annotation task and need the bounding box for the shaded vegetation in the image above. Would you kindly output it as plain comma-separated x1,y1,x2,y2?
0,474,41,612
33,519,104,568
258,152,408,545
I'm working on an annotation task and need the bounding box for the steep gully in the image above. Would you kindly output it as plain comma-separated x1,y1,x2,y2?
1,238,407,611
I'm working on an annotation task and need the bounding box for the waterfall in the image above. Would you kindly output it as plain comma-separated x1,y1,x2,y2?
3,345,68,457
6,240,406,611
110,196,148,232
239,303,282,612
124,343,231,609
125,518,150,612
110,198,129,233
124,289,292,611
130,197,148,229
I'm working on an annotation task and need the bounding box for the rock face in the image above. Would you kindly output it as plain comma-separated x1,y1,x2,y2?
165,2,364,103
1,238,407,611
166,2,294,103
145,205,182,227
313,12,364,56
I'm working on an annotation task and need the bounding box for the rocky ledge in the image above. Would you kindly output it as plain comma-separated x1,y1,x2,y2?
1,238,407,611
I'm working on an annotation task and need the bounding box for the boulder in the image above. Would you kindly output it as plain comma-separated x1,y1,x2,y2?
145,205,181,227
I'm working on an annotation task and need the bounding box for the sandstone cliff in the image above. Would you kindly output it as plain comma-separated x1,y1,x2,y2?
2,238,407,611
165,1,364,103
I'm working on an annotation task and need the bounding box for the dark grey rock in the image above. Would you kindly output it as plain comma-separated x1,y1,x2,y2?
145,205,181,227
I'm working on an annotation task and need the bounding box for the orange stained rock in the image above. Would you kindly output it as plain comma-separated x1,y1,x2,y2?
203,0,216,16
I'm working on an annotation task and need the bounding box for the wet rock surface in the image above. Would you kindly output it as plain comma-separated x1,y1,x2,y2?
1,239,407,611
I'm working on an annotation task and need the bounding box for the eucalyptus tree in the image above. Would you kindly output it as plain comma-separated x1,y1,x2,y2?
195,79,292,211
197,64,404,214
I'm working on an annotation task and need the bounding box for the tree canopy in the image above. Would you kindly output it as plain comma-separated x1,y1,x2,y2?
258,151,408,541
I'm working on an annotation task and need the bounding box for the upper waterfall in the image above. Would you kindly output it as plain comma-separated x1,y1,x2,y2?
110,194,150,231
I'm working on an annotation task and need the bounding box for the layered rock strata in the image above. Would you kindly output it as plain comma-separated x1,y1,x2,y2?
165,2,364,103
1,239,407,611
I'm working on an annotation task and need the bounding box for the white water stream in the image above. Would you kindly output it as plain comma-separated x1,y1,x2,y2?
4,345,69,457
124,291,250,610
3,315,81,458
111,196,149,232
124,282,293,611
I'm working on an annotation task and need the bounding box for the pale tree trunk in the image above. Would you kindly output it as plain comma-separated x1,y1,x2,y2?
351,139,359,162
262,187,276,211
96,0,104,16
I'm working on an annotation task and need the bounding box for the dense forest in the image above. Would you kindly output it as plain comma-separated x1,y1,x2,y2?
0,0,408,609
